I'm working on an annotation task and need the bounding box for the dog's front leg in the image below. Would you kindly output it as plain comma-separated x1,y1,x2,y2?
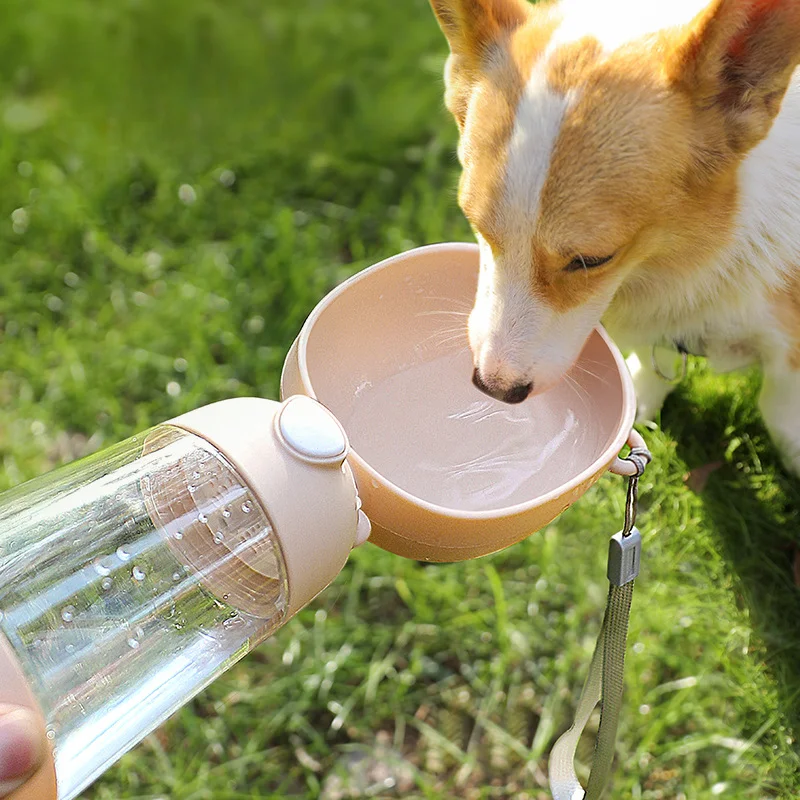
759,356,800,476
624,349,675,423
604,323,674,422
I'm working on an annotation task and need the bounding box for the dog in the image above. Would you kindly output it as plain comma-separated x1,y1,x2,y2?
428,0,800,472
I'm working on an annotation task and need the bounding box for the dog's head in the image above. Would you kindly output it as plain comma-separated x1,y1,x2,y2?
430,0,800,402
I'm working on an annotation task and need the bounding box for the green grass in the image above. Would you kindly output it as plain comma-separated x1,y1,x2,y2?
0,1,799,798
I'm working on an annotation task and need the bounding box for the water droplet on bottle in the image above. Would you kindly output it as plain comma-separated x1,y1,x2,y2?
127,638,140,650
174,529,184,540
172,572,181,582
222,594,229,600
66,644,75,654
188,484,197,493
101,577,113,591
198,513,208,524
241,500,252,513
213,531,224,544
116,546,131,562
61,606,75,623
132,566,146,581
192,471,200,480
94,559,111,577
222,508,231,519
46,729,56,741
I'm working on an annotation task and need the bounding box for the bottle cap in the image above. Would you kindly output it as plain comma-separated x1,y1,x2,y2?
165,397,360,619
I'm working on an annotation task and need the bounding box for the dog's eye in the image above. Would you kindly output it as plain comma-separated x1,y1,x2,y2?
564,254,614,272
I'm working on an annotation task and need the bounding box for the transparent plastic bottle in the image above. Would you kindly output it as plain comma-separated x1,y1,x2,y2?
0,396,368,800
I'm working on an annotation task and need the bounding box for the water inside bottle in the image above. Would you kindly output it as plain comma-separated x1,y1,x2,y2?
344,348,604,511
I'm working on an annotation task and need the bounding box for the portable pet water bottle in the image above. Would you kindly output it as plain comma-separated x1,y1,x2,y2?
0,395,371,800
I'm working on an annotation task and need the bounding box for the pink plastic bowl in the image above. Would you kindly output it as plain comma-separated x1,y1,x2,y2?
282,243,636,562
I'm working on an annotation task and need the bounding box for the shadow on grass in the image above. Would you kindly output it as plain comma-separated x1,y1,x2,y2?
661,379,800,736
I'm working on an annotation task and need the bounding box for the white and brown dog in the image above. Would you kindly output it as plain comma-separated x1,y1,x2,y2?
429,0,800,471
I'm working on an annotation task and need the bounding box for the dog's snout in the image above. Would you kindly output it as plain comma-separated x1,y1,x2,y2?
471,367,491,395
472,368,533,404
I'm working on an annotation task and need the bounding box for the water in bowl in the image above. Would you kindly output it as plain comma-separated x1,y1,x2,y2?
343,348,604,512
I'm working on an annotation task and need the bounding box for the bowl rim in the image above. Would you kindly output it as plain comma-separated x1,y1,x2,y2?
295,241,637,521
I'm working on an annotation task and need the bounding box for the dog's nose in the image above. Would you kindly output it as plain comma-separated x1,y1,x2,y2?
472,369,533,404
502,381,533,404
471,367,491,395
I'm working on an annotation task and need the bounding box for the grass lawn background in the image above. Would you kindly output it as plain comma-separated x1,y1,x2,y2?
1,0,799,797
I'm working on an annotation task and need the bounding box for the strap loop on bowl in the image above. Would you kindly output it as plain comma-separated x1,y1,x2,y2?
609,429,652,477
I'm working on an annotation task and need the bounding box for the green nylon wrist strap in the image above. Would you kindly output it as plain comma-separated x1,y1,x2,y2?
548,445,650,800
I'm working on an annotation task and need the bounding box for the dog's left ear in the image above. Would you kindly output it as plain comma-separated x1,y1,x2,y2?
666,0,800,154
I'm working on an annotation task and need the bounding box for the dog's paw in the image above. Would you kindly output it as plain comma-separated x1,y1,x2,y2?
780,450,800,479
766,431,800,478
635,393,670,424
763,427,800,478
758,375,800,477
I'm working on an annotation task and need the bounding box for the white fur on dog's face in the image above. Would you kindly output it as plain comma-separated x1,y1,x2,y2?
432,0,800,401
466,57,621,396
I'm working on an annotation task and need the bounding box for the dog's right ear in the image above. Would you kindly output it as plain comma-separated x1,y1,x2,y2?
430,0,530,128
429,0,530,58
666,0,800,158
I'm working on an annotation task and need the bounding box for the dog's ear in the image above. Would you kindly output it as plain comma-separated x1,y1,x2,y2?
430,0,530,129
429,0,530,57
666,0,800,153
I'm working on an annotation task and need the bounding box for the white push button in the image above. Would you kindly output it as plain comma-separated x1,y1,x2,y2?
278,396,348,464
